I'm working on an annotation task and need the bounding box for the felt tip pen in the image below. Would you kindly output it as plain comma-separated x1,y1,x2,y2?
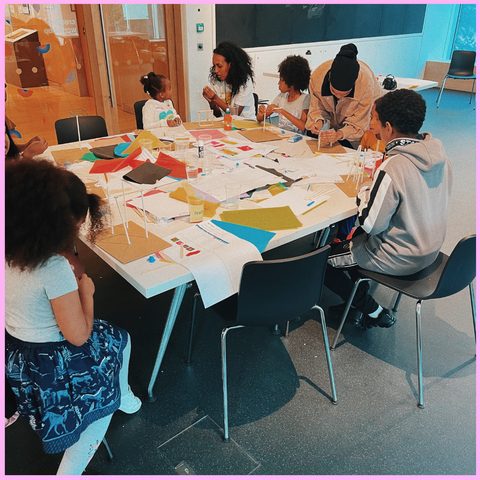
307,200,315,207
186,250,201,257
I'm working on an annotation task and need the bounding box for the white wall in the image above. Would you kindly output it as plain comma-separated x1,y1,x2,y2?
183,4,459,122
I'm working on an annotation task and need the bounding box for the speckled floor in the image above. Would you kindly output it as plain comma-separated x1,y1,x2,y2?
5,88,476,475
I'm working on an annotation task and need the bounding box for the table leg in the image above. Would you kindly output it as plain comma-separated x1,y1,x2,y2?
147,283,188,401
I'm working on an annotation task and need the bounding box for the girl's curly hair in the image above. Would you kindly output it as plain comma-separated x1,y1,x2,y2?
209,41,254,99
140,71,167,98
5,159,108,271
278,55,311,92
375,89,426,135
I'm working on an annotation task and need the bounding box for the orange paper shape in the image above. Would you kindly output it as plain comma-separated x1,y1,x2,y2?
89,147,144,174
95,221,171,264
155,152,187,179
52,148,91,166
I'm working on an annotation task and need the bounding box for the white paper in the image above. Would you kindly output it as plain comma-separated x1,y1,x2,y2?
163,221,262,307
260,186,331,216
129,191,189,219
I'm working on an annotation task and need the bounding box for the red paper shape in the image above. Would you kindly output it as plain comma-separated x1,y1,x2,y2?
154,152,187,179
89,147,144,174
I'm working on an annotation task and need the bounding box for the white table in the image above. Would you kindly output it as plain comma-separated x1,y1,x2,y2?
263,72,438,92
46,127,357,400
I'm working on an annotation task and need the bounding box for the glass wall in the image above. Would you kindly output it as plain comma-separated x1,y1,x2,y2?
451,4,476,53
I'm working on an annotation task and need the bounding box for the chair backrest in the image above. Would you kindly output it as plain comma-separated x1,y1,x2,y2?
134,100,148,130
447,50,476,77
235,245,331,327
253,92,259,116
431,234,476,299
54,116,108,144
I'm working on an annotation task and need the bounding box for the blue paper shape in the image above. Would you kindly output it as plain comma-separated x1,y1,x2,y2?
211,220,276,253
114,143,131,157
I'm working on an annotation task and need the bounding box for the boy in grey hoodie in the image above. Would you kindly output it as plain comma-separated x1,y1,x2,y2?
326,89,453,328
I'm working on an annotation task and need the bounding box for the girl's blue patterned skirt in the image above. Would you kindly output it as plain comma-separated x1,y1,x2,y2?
5,319,128,454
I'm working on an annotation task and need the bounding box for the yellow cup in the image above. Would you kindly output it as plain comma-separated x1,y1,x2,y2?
187,193,204,223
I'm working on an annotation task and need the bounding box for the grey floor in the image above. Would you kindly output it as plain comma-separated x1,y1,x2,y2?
5,88,476,475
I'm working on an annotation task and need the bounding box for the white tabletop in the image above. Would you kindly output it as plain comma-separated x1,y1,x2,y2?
46,127,357,299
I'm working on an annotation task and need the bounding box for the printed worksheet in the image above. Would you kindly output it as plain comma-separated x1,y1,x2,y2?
163,221,262,307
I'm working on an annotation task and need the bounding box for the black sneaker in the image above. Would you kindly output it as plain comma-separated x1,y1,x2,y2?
365,308,396,329
328,303,364,327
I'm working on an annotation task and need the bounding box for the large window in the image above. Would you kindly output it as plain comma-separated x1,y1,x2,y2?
451,4,476,54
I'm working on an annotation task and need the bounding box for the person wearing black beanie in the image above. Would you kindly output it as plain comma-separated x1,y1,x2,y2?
306,43,383,149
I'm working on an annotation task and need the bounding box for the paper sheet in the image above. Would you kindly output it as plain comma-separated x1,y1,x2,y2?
129,191,189,220
191,167,281,202
220,206,302,230
95,221,171,264
163,221,262,308
259,186,331,216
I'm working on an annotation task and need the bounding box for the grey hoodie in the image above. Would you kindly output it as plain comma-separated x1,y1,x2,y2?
351,133,453,275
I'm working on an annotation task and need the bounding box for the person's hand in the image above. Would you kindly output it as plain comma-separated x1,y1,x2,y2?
203,86,216,102
25,136,42,147
77,273,95,297
319,129,341,143
167,118,182,127
311,120,323,134
21,137,48,159
258,104,267,117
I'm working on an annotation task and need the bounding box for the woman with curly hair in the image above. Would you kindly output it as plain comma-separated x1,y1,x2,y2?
203,41,255,119
256,55,311,133
5,160,141,474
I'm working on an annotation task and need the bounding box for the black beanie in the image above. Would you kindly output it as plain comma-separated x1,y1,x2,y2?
330,43,360,91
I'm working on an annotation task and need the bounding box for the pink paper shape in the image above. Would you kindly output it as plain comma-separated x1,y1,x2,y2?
189,129,227,141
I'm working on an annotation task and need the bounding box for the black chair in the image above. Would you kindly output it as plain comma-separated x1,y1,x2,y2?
134,100,148,130
188,245,337,441
436,50,476,108
330,235,476,408
54,116,108,144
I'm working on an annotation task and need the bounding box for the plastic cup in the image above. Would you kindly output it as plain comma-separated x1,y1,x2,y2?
198,134,213,175
186,164,198,182
229,106,239,116
138,139,153,154
187,193,204,223
175,137,190,161
224,182,242,209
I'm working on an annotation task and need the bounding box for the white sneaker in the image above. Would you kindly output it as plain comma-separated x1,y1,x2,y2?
5,411,19,428
119,387,142,414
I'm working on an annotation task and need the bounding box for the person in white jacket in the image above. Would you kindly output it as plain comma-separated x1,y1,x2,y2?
140,72,182,130
327,89,453,329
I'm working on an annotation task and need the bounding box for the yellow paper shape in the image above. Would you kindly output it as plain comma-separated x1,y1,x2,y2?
52,148,91,166
220,206,302,230
169,186,220,218
122,130,162,154
95,221,171,264
268,183,288,197
221,148,238,156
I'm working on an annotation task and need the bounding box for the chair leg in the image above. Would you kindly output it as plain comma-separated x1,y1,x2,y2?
392,292,403,316
221,325,243,442
330,278,370,350
415,300,425,409
469,78,476,106
186,293,200,365
436,76,447,107
102,438,114,461
285,321,290,338
315,226,331,249
469,282,476,344
313,306,338,404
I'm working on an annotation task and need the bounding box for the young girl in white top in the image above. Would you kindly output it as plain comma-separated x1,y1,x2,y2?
140,72,182,130
5,159,141,474
257,55,311,133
